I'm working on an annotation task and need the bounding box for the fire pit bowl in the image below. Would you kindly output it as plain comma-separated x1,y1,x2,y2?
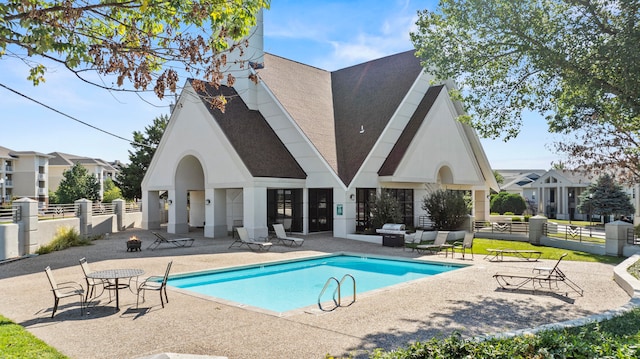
126,236,142,252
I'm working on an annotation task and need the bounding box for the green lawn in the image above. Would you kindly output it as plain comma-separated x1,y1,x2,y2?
0,315,68,358
472,238,623,264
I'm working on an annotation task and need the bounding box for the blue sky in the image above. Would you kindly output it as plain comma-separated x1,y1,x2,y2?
0,0,561,169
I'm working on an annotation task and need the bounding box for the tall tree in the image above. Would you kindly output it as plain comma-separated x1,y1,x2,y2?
493,170,504,186
116,115,168,200
577,173,634,220
411,0,640,183
102,177,123,203
1,0,270,110
55,162,100,203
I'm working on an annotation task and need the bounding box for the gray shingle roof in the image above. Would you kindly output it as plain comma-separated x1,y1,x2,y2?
257,54,338,173
48,152,116,171
256,50,424,186
192,50,445,185
191,80,307,179
332,50,424,185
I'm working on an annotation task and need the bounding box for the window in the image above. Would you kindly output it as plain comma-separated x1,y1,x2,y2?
267,189,302,232
384,189,414,227
356,188,376,232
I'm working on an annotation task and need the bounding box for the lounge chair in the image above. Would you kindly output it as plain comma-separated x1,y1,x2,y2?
272,223,304,247
493,253,584,296
79,257,111,302
137,261,173,308
403,230,424,251
45,266,85,318
148,232,195,250
484,248,542,262
232,219,243,238
452,232,474,259
415,231,453,257
228,227,273,252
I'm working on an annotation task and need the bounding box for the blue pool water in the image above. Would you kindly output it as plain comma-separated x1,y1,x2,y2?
167,254,464,313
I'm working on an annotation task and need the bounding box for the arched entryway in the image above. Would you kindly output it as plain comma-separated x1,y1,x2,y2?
168,155,205,234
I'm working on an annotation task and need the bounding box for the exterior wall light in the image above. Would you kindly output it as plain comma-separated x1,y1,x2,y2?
205,199,211,205
168,199,173,205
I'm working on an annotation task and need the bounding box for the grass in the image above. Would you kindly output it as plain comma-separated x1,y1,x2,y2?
629,259,640,280
549,219,593,226
0,315,68,358
472,238,623,265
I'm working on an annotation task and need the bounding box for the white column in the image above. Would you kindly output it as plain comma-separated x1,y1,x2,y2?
168,189,189,234
141,191,161,230
204,188,227,238
204,188,214,238
243,186,268,239
303,188,309,235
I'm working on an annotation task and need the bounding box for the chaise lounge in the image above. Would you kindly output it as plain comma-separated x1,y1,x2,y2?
148,232,195,250
229,227,273,252
493,253,584,296
484,248,542,262
272,223,304,247
415,231,453,257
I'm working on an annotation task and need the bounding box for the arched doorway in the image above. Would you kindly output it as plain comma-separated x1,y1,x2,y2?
168,155,205,234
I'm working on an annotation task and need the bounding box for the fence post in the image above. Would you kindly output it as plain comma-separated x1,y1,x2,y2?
13,197,38,255
605,220,632,256
75,199,92,237
528,215,547,245
113,199,125,231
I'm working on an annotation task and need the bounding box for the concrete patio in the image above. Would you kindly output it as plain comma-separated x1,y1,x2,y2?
0,229,633,359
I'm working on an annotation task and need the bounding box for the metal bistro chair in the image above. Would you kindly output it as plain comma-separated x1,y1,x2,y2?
79,257,111,302
45,266,85,318
137,261,173,308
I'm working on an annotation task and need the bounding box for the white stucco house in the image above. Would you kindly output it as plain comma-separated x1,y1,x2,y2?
531,169,639,223
141,15,499,240
496,169,546,214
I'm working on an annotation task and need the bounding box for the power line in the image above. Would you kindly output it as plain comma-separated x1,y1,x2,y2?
0,82,155,149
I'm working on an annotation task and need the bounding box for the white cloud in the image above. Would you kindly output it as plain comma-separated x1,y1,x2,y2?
312,7,423,70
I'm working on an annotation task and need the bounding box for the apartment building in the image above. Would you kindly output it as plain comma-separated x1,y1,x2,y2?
0,147,120,206
0,146,52,207
48,152,118,201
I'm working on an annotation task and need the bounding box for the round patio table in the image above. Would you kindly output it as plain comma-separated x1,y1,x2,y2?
87,268,144,311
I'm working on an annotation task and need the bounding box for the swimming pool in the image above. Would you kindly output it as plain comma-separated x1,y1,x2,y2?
167,253,465,314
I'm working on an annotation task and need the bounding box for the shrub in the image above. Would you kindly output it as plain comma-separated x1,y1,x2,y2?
504,211,514,215
422,189,469,230
364,308,640,358
490,192,526,214
369,191,402,230
511,216,521,222
524,215,531,222
36,227,91,255
628,259,640,280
